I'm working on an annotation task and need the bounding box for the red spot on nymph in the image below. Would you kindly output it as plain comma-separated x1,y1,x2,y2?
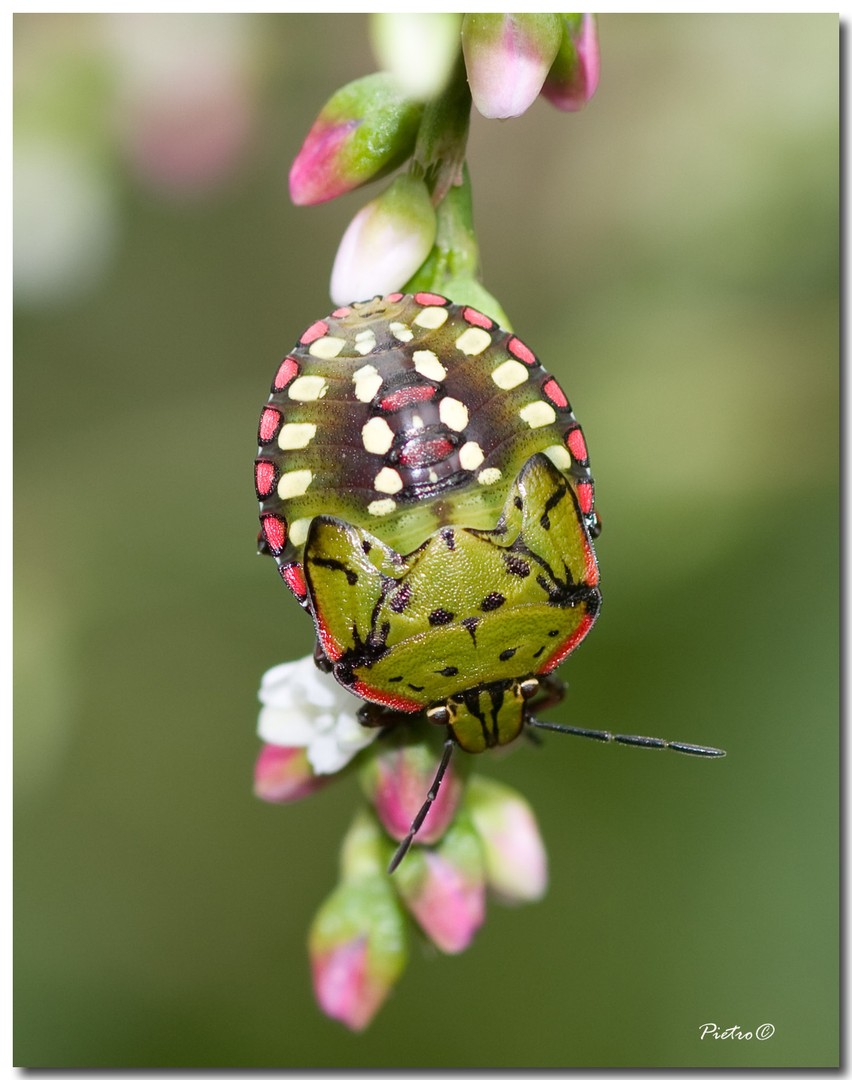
462,306,493,329
577,481,594,515
261,514,288,554
398,436,454,468
566,427,588,464
414,292,448,307
352,680,422,713
273,357,299,391
379,384,437,412
385,292,403,302
537,612,597,676
258,407,282,443
331,306,352,318
255,460,276,497
507,337,537,365
299,320,328,345
280,562,308,601
542,378,569,410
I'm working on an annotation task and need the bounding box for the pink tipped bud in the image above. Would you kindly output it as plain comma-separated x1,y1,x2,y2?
392,816,485,953
289,73,423,206
466,776,548,904
360,732,463,849
462,14,562,120
309,877,407,1031
330,174,436,305
253,744,328,804
542,14,600,112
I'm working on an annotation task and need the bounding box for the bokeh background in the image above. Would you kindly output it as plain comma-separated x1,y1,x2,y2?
14,13,838,1068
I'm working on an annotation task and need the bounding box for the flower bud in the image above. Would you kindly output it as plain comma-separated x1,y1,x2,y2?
359,728,463,849
465,776,548,904
253,744,328,803
289,73,423,207
461,14,561,120
542,14,600,112
392,814,485,953
330,174,436,305
309,876,407,1031
369,14,462,101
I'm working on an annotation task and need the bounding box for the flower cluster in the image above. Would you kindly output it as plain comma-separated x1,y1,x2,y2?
289,13,599,311
255,657,547,1030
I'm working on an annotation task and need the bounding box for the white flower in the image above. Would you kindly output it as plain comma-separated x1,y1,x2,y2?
257,655,379,775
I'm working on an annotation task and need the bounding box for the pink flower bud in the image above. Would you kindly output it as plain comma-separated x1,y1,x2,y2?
309,877,407,1031
360,732,463,849
392,816,485,953
466,776,548,904
289,73,422,207
542,14,600,112
462,14,562,120
253,744,328,804
330,174,436,305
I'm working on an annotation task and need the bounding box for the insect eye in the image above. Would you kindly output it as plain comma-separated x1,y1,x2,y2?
519,678,539,700
426,705,451,726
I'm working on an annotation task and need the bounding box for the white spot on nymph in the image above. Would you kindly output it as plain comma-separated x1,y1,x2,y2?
374,467,403,494
519,400,557,429
390,321,413,342
413,349,446,382
289,517,312,546
362,416,394,455
428,469,438,482
354,329,377,356
288,375,328,402
455,326,492,356
491,359,529,390
352,364,383,403
439,396,469,432
277,469,313,499
455,326,488,356
308,336,345,359
278,422,317,450
459,441,485,471
414,307,448,330
478,467,502,486
543,443,572,470
412,415,425,430
368,498,396,516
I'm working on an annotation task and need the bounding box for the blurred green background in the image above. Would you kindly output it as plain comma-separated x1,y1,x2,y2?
14,13,838,1068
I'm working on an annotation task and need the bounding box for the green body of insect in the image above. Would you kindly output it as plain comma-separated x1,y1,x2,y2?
255,293,600,752
304,452,600,752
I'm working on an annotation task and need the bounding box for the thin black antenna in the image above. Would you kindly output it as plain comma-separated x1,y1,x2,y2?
387,738,455,874
526,717,725,758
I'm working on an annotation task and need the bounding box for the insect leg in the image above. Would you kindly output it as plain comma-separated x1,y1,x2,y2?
525,716,725,758
387,738,455,874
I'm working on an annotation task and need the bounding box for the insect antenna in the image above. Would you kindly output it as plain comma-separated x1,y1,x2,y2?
387,738,455,874
526,717,725,758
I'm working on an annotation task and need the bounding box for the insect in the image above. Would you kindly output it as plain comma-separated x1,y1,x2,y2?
255,293,724,869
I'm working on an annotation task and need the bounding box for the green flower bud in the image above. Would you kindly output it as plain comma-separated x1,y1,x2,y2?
542,14,600,112
309,874,407,1031
391,813,486,953
290,73,423,206
462,14,562,119
330,174,436,304
370,14,462,101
